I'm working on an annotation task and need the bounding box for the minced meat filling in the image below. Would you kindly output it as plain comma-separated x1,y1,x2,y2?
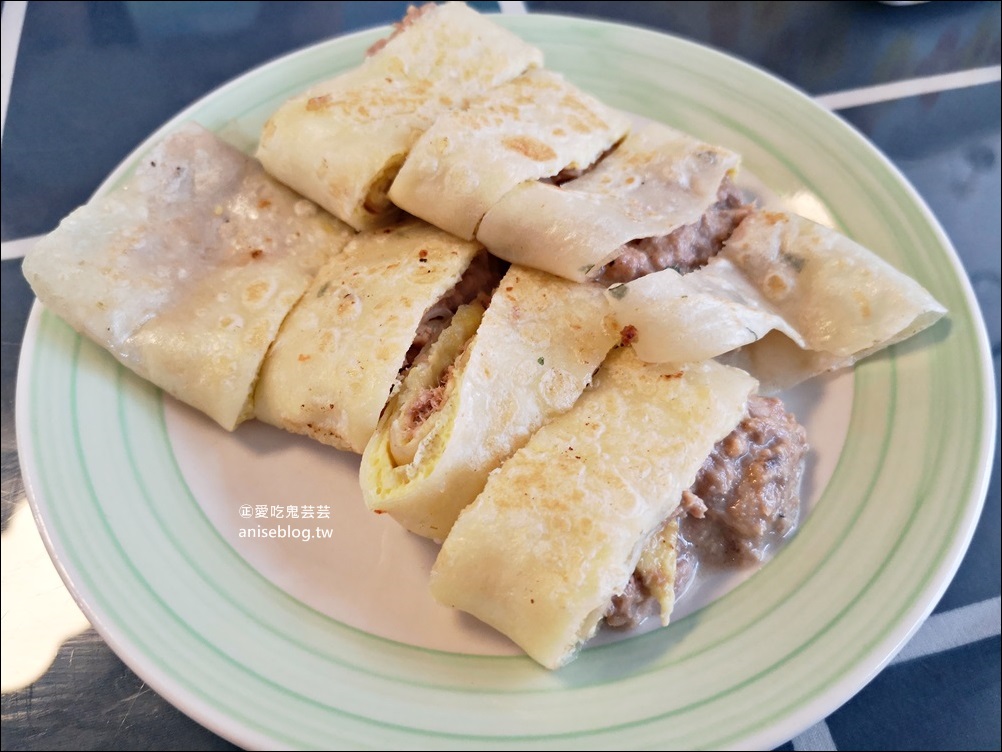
605,396,807,629
404,252,505,368
605,572,658,629
682,396,808,567
405,362,456,431
543,144,617,186
594,177,752,285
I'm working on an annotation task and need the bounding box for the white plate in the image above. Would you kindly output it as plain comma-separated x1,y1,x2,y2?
16,14,996,751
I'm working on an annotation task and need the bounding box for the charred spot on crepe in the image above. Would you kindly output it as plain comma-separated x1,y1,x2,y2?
619,324,638,346
365,3,436,57
595,176,753,285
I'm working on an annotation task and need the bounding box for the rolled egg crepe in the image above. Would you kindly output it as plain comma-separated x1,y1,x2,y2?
360,265,619,540
606,210,947,387
253,220,488,453
256,1,542,231
431,349,757,669
22,122,354,430
477,122,740,282
389,69,632,240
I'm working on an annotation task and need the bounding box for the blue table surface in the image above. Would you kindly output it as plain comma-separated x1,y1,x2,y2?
1,2,998,750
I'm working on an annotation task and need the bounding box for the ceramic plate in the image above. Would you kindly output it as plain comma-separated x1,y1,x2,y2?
16,14,995,751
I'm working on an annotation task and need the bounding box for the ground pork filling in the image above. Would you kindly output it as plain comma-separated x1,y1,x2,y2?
403,251,505,369
594,176,752,286
605,396,808,630
403,360,459,436
605,573,658,629
541,144,617,186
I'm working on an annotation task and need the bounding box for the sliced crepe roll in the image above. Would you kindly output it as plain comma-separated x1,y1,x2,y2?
477,122,743,282
389,69,632,240
22,123,354,430
256,1,542,231
360,265,619,540
605,210,947,388
431,349,757,669
254,220,495,453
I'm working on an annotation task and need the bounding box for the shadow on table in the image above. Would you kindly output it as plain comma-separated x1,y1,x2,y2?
1,628,239,752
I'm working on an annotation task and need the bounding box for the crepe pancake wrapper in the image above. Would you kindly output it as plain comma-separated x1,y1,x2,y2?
256,1,542,232
477,122,740,282
22,122,354,430
361,265,619,540
431,349,757,669
389,69,632,240
253,220,483,453
605,210,947,390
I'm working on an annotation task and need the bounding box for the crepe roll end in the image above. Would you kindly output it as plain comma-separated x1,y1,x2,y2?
361,302,486,540
429,352,758,669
